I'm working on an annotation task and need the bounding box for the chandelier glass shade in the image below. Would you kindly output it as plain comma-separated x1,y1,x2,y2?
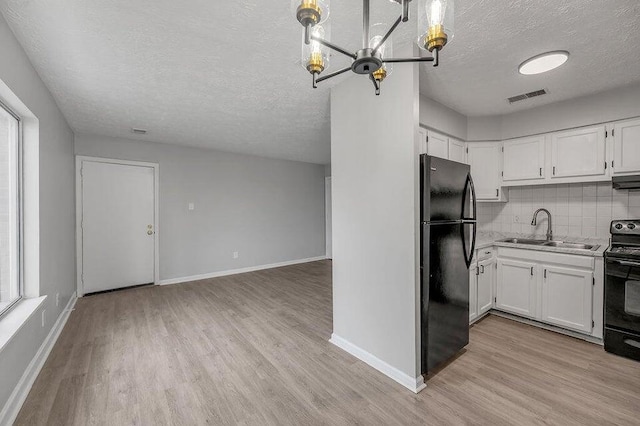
293,0,454,95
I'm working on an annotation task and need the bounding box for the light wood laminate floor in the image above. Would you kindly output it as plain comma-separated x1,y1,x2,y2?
16,260,640,425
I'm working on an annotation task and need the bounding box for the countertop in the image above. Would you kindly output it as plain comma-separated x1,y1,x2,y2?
475,232,609,257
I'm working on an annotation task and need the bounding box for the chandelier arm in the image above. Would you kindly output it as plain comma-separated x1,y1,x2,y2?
371,15,402,56
363,0,370,49
382,57,436,63
304,23,312,45
310,35,357,60
402,0,410,22
316,66,353,84
370,75,381,96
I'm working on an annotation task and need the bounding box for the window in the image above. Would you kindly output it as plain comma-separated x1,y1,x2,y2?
0,101,21,315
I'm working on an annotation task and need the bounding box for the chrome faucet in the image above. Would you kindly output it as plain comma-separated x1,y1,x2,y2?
531,208,553,241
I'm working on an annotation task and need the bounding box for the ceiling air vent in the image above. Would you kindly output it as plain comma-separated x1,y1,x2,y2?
508,89,548,104
131,128,148,135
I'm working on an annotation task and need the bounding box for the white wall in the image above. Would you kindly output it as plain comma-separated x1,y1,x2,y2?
466,82,640,141
419,95,467,141
75,134,326,281
331,45,421,389
0,13,75,413
479,184,640,240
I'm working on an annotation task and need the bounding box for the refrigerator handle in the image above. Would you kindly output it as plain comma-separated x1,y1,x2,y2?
462,173,477,268
463,172,477,222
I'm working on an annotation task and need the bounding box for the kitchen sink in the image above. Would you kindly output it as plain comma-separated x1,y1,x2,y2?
497,238,547,245
497,238,599,251
541,241,600,251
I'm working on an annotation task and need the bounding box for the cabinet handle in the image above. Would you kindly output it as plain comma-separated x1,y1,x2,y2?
496,189,499,197
552,166,556,175
476,266,480,276
480,265,485,274
530,266,534,276
539,167,542,176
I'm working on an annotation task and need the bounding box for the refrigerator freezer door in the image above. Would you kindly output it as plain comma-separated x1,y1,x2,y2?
422,155,472,223
421,222,470,374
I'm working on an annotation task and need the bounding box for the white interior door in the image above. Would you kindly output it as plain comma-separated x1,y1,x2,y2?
81,160,156,294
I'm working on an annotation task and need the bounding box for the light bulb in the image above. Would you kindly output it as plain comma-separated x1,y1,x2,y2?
417,0,454,51
369,23,393,81
428,0,444,27
302,24,330,74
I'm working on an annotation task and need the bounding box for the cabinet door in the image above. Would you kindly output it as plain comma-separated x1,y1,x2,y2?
551,126,606,178
418,127,428,155
503,136,545,181
613,118,640,175
449,138,467,164
427,130,449,159
496,259,537,318
467,142,503,200
541,265,593,333
469,266,478,322
477,258,495,315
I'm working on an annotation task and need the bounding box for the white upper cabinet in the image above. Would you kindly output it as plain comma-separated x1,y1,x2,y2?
551,125,606,179
448,138,467,164
612,118,640,175
427,130,449,159
503,136,546,182
541,265,593,333
417,127,428,155
467,142,505,201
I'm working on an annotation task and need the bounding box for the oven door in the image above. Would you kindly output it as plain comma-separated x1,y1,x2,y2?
605,258,640,333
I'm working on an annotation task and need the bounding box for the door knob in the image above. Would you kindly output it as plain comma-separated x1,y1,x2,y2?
147,230,153,235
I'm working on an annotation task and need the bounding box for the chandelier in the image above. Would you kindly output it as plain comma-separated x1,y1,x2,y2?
292,0,454,95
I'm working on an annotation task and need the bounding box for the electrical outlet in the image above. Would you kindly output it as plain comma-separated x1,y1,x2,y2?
233,251,239,259
41,310,46,327
513,215,520,223
56,293,59,307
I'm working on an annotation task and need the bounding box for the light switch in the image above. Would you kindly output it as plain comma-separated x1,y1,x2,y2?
188,203,195,211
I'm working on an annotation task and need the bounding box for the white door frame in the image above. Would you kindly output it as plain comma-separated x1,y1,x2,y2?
75,156,160,297
325,176,332,259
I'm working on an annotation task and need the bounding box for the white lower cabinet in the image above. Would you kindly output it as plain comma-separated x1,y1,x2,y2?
541,265,593,333
496,259,537,318
494,247,597,336
469,250,495,323
477,258,495,315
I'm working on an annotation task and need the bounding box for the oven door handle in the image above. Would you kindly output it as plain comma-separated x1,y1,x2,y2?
609,259,640,267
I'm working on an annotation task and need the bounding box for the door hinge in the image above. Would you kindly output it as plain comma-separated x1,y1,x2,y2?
501,171,504,177
592,320,595,328
612,129,615,137
501,147,504,152
426,136,429,142
604,161,607,170
605,130,608,138
593,277,595,286
544,269,547,279
466,147,469,153
612,160,615,168
494,297,497,303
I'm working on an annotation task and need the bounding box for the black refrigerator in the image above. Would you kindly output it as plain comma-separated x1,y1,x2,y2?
420,155,477,374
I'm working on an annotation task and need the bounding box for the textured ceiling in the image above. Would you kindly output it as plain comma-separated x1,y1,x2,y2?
420,0,640,116
1,1,639,164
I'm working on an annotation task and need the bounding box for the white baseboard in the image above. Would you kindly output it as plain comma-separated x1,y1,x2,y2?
0,292,77,426
159,256,327,286
329,333,426,394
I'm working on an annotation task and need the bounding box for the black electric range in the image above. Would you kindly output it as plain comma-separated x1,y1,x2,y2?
604,220,640,361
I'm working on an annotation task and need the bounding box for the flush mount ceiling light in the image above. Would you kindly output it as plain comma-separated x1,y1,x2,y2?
518,51,569,75
292,0,455,95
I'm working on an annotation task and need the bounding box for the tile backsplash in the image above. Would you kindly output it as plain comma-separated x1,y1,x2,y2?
478,182,640,239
